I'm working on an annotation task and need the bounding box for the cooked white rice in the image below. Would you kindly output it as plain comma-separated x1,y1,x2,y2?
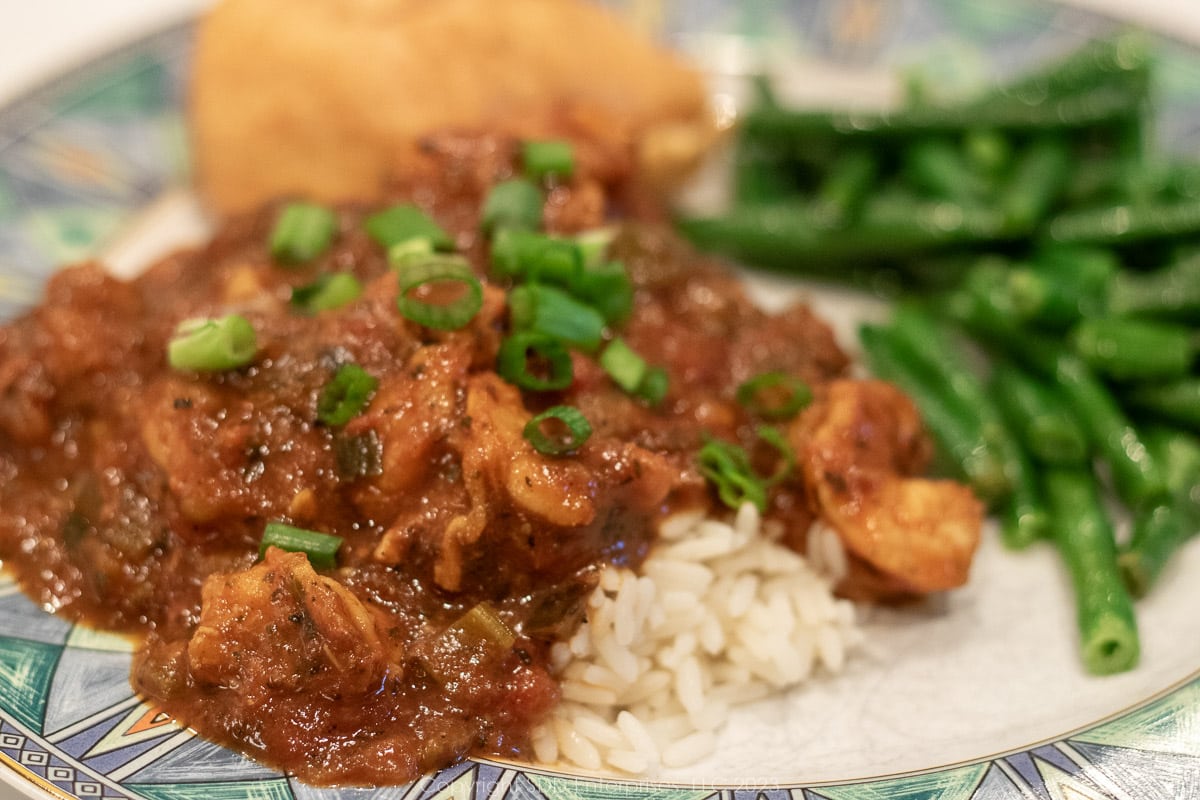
532,502,862,775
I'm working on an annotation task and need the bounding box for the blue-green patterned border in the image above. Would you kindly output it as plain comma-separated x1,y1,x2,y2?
1,5,1199,799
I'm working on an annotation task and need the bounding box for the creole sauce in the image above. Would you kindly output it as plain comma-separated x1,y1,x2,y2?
0,134,849,784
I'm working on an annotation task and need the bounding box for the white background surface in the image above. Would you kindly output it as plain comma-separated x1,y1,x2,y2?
0,1,1198,799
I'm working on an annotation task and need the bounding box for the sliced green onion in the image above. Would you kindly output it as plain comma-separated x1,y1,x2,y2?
575,227,617,268
735,371,813,420
168,315,257,372
696,437,767,512
270,202,338,264
395,255,484,330
509,284,605,351
481,179,543,234
259,521,343,569
491,229,583,285
524,405,592,455
522,139,575,181
388,238,435,264
497,331,574,391
756,425,796,486
364,204,453,251
317,363,379,426
636,366,669,406
290,272,363,314
600,338,647,392
573,260,634,325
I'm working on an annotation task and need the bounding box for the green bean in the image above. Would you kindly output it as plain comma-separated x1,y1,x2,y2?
903,139,991,204
972,30,1152,107
1118,425,1200,597
884,306,1053,545
963,130,1012,177
859,324,1011,500
990,360,1089,466
1143,425,1200,499
999,136,1071,231
1071,317,1196,382
1042,467,1140,675
1107,251,1200,321
1124,378,1200,433
1119,503,1193,598
733,139,795,205
1007,245,1118,326
999,445,1051,549
814,148,878,225
676,197,1007,269
743,81,1146,142
947,272,1168,509
1045,198,1200,246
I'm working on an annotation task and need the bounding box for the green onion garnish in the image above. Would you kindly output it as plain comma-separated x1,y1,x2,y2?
388,238,435,264
395,255,484,330
522,139,575,182
481,178,543,234
756,425,796,486
168,315,257,372
259,521,343,569
575,227,616,268
735,371,813,420
636,365,669,406
696,437,767,512
270,202,338,264
524,405,592,456
317,363,379,426
509,284,605,352
364,204,453,252
573,260,634,325
491,229,583,286
497,331,574,391
600,338,647,393
290,272,363,314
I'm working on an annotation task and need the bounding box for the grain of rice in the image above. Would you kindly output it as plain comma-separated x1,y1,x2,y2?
605,750,649,775
579,663,622,691
570,713,630,750
612,579,639,647
673,655,705,715
642,559,713,593
643,713,694,742
658,510,705,540
725,572,760,618
600,566,624,593
733,501,759,536
531,721,559,765
614,669,672,705
567,625,591,658
687,695,729,731
549,641,573,672
560,681,618,706
662,730,716,768
554,717,603,771
615,711,659,763
698,613,725,654
594,629,640,683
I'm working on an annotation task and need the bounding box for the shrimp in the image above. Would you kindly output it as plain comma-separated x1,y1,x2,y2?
790,379,983,599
